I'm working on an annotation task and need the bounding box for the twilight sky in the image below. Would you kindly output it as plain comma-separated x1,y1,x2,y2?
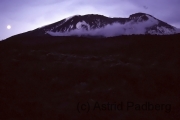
0,0,180,40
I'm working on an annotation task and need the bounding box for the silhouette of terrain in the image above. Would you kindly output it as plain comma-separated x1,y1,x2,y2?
0,34,180,119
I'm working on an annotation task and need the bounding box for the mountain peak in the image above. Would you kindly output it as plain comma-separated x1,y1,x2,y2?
129,12,151,20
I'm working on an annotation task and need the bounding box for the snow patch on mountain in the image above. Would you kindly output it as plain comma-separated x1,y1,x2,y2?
148,27,180,35
157,26,177,34
76,21,90,30
70,25,73,28
148,27,175,35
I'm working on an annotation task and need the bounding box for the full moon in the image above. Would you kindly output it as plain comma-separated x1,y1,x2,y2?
7,25,11,29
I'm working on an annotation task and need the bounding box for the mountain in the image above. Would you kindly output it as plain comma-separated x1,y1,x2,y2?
11,12,180,38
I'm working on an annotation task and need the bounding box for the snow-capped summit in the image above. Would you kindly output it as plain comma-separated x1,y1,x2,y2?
13,12,180,37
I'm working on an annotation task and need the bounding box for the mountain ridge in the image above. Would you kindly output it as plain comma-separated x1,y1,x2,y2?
8,12,180,38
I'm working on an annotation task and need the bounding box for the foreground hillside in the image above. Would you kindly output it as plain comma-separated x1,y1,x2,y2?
0,34,180,119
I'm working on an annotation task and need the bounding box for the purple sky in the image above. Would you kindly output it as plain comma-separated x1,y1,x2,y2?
1,0,180,40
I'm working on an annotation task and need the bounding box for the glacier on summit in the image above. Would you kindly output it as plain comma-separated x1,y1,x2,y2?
46,15,179,37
